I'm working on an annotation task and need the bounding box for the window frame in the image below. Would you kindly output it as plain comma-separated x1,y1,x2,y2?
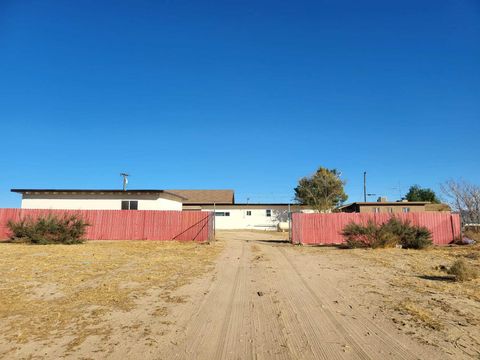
121,200,139,210
129,201,138,210
246,210,252,216
266,209,272,217
215,211,230,217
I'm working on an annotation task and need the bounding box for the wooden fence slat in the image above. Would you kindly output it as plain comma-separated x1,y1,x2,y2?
291,212,461,245
0,209,213,242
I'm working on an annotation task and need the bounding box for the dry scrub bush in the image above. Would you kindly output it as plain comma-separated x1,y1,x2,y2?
7,214,89,244
341,220,397,248
342,218,432,249
447,259,479,282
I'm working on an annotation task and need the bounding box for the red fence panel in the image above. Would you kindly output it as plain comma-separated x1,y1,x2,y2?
0,208,214,242
291,212,461,246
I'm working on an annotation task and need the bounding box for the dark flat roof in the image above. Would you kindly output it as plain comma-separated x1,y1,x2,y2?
188,203,309,206
338,201,429,208
11,189,187,200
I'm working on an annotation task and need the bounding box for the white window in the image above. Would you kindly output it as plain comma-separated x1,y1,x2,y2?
266,209,272,217
121,200,138,210
388,207,393,213
215,212,230,217
402,207,410,213
246,211,252,216
373,207,380,213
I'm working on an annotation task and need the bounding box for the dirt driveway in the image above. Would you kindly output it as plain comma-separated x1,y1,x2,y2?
3,231,476,359
155,231,449,360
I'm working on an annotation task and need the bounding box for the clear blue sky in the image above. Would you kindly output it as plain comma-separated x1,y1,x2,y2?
1,0,479,207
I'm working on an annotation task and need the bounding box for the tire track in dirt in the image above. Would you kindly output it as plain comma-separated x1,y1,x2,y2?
275,246,421,360
183,239,247,359
285,248,438,359
249,245,302,359
213,239,251,360
258,243,359,360
156,231,445,360
155,238,246,359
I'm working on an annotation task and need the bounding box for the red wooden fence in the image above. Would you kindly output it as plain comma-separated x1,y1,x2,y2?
0,209,214,242
291,212,461,245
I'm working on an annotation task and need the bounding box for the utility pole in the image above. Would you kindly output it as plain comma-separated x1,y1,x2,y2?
363,171,367,202
120,173,129,191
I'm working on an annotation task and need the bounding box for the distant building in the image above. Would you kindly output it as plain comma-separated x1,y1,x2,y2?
338,198,451,214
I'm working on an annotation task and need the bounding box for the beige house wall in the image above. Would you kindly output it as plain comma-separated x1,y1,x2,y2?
358,204,426,214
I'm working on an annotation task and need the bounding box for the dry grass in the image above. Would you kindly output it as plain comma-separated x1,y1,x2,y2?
448,259,480,282
395,299,444,330
349,244,480,300
0,240,223,350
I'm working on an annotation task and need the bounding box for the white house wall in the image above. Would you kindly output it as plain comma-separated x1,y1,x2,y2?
21,193,182,211
204,207,290,230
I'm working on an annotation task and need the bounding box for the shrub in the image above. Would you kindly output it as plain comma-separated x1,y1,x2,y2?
447,259,479,282
381,218,432,249
342,220,398,248
400,226,432,249
342,221,371,248
342,218,432,249
7,214,89,244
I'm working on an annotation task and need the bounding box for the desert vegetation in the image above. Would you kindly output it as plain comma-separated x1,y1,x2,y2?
341,218,432,249
447,259,479,282
7,214,89,244
294,166,348,212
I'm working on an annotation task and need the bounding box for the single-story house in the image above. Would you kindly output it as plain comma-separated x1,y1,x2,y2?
11,188,314,230
167,189,313,230
197,203,314,230
11,189,185,211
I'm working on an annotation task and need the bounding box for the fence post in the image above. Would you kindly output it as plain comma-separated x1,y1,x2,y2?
290,212,298,245
450,214,460,244
213,203,216,238
288,204,292,243
210,211,215,242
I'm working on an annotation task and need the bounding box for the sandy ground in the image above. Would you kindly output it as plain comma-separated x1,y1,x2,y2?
0,240,223,359
1,231,479,359
155,230,466,360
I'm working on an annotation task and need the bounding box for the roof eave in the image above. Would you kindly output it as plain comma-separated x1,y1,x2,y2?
10,189,186,200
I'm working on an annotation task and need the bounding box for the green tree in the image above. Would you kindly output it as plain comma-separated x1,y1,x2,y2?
405,185,440,203
294,167,348,212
